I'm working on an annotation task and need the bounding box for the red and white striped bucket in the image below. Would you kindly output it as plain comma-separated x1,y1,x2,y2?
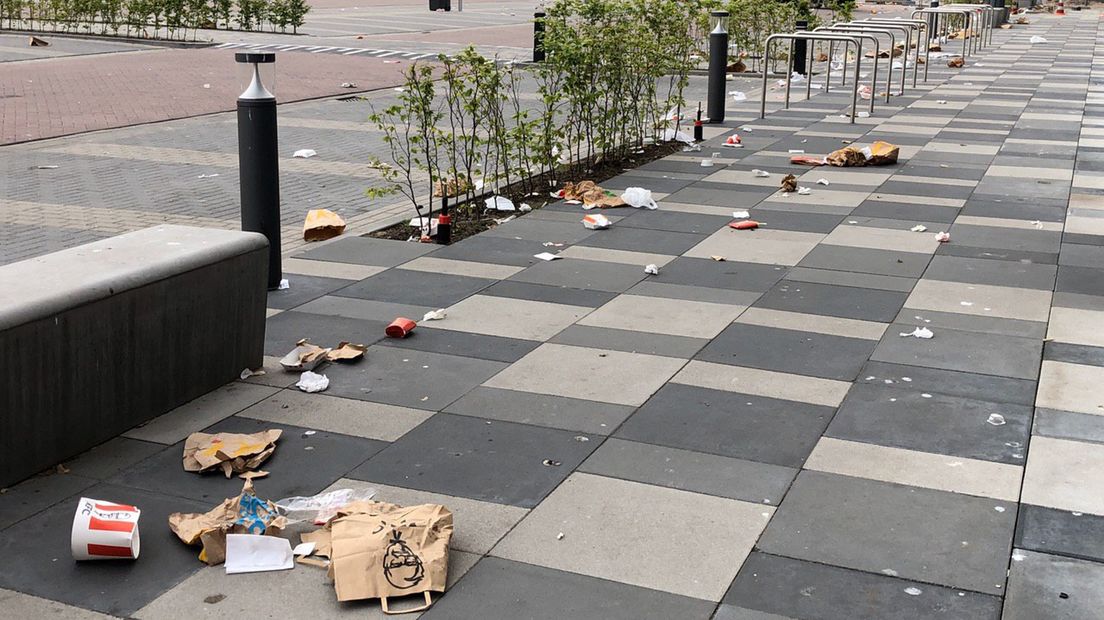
70,498,141,560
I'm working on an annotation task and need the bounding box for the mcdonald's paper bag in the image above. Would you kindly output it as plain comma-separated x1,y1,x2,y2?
324,502,453,603
303,209,347,242
168,479,287,565
182,429,281,478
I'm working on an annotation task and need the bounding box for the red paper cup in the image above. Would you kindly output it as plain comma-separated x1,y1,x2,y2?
729,220,759,230
71,498,141,561
386,317,417,338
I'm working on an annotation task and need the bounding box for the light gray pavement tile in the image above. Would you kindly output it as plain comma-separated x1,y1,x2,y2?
322,478,528,555
549,324,708,359
294,295,435,324
579,438,796,505
134,551,480,620
283,257,386,281
492,472,773,601
122,383,280,444
673,360,851,408
397,255,526,280
1021,436,1104,517
734,308,886,341
1036,360,1104,416
443,386,635,435
1002,550,1104,620
429,294,588,341
577,294,746,339
0,590,116,620
292,236,438,266
236,390,433,442
757,471,1016,595
484,343,686,407
685,228,824,266
904,279,1052,322
871,324,1043,380
821,225,942,254
1047,306,1104,347
897,308,1049,339
420,557,716,620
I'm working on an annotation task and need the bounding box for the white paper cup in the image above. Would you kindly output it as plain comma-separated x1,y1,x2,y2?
71,498,141,561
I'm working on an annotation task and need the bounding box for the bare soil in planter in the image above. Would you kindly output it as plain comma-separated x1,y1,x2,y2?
367,140,684,244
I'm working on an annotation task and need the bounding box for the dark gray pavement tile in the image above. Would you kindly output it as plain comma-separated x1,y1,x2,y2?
1060,243,1104,269
923,255,1057,290
937,242,1058,265
321,346,507,411
62,438,164,481
948,224,1063,255
758,471,1016,595
615,209,733,234
747,208,844,234
1043,341,1104,367
421,557,715,620
877,180,975,200
754,280,908,322
0,484,208,616
507,258,647,293
1056,265,1104,297
431,235,550,267
1002,550,1104,620
871,323,1043,380
550,324,706,359
480,280,617,308
378,327,540,363
697,323,877,382
263,310,387,357
616,383,833,469
481,217,597,244
797,245,932,278
575,226,707,256
109,415,385,503
292,236,437,266
444,386,635,435
827,383,1031,464
0,473,96,530
720,552,1002,620
580,438,795,505
350,413,596,508
646,257,786,293
266,274,354,310
333,269,495,307
784,266,916,293
1016,505,1104,565
1033,407,1104,445
857,361,1038,405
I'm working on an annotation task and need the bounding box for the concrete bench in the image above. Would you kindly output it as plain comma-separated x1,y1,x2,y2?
0,225,269,487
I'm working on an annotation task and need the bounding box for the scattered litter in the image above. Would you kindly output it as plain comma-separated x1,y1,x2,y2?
197,173,220,179
987,413,1006,426
960,301,973,307
644,264,660,275
276,488,378,525
303,209,346,242
826,146,867,167
948,57,964,68
519,203,532,213
240,368,266,380
910,225,928,232
556,532,565,540
792,154,828,166
788,149,805,154
29,35,49,46
857,111,870,119
422,309,446,322
682,143,702,152
293,541,317,556
71,498,141,560
700,157,714,168
278,279,290,290
582,214,611,230
661,128,694,144
1029,36,1048,44
816,178,830,186
340,82,358,88
730,220,760,230
534,252,562,261
573,435,589,442
293,149,317,159
994,506,1006,513
921,393,932,399
325,342,365,363
562,180,624,209
710,255,726,262
225,534,294,574
858,84,873,100
722,135,742,148
280,339,330,371
796,186,811,196
542,459,562,467
385,317,417,338
732,210,750,219
935,231,951,243
203,83,211,89
1031,220,1044,229
904,587,923,596
899,327,934,339
169,479,287,565
485,195,516,212
740,125,753,132
621,187,659,210
408,217,438,237
1012,551,1026,561
31,164,59,169
752,169,770,178
730,90,748,102
183,430,281,478
781,174,798,193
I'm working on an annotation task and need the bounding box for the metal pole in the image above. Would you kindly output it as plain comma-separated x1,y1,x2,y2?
793,19,808,76
707,11,729,123
236,53,281,290
533,11,546,63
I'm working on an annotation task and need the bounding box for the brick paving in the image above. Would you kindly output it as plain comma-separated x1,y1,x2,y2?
3,9,1104,620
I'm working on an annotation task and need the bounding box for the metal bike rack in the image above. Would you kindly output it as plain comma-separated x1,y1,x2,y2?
913,5,996,58
811,29,883,104
912,7,975,58
818,24,906,99
761,33,863,123
856,18,930,86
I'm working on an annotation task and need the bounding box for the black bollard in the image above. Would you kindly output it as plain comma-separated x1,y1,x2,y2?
707,11,728,123
533,11,546,63
236,52,281,290
793,19,808,76
437,194,452,245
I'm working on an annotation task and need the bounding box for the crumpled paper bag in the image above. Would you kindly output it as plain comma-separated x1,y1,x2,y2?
303,209,346,242
301,501,453,606
866,141,899,166
168,479,287,565
826,146,869,167
182,429,282,478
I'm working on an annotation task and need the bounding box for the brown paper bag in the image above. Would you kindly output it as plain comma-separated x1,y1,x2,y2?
182,429,282,478
308,501,453,611
826,146,867,168
168,480,287,565
303,209,347,242
866,141,900,166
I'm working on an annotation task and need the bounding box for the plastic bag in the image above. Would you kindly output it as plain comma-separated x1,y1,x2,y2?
275,488,378,525
621,187,658,210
